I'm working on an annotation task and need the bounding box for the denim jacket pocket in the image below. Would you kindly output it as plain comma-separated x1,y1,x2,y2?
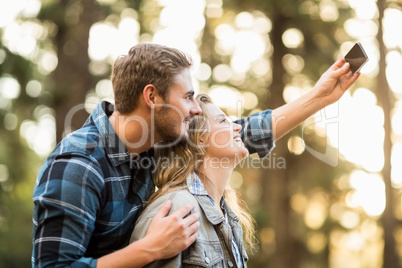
182,240,224,267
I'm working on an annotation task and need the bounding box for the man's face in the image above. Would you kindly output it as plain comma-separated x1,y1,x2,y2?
154,69,202,144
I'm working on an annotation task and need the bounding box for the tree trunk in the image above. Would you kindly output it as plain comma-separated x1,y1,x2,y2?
376,0,399,267
53,0,99,142
261,12,295,268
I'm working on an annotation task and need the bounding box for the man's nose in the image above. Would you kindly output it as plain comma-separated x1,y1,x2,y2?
190,99,202,115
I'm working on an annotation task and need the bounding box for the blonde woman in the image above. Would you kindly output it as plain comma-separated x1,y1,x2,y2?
130,94,254,267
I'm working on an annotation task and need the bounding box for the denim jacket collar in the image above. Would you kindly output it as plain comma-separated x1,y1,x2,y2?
187,173,239,226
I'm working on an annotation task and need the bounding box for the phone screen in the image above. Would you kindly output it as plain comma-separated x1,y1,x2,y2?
344,42,368,74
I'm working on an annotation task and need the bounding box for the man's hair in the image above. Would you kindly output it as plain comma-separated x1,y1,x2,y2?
111,43,193,114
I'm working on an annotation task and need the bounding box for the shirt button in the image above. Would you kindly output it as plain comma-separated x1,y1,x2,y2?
205,256,210,264
228,260,234,267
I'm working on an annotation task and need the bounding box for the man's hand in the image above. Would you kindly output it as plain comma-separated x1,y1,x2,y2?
97,201,199,268
314,58,361,109
143,200,200,260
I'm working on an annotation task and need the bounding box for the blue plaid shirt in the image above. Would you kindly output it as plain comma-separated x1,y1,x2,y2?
32,101,274,267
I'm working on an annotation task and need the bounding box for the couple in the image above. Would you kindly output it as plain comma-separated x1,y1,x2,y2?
32,43,360,267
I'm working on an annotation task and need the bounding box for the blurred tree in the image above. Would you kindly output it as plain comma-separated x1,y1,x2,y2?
38,0,100,142
0,41,41,268
376,0,399,267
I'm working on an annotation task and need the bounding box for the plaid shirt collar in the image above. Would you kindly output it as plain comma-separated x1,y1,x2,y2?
187,172,216,205
91,101,144,168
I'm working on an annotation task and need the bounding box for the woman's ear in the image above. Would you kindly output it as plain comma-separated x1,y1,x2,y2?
199,134,209,146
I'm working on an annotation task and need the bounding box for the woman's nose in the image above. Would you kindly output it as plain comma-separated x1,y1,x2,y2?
233,122,242,132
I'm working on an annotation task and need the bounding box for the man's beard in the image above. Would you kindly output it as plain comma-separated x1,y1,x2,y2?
154,105,187,144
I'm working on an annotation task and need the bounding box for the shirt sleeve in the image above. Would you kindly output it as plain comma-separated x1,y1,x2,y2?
32,154,104,268
234,109,275,158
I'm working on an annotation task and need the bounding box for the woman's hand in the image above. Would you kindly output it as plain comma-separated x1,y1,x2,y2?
271,58,361,141
314,58,361,109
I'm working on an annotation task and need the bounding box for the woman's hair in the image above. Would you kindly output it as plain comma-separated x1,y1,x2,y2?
150,94,256,248
111,43,193,114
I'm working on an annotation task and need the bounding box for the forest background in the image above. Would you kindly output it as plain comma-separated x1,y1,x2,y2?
1,0,402,267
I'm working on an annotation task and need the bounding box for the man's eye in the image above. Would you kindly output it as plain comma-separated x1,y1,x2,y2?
220,118,227,123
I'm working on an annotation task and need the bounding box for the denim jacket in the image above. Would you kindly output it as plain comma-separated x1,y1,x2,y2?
130,188,248,268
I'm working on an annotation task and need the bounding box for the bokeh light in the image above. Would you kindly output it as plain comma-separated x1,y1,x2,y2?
38,51,58,75
346,170,385,217
26,80,43,98
19,106,56,157
0,164,9,183
282,54,305,75
383,8,402,48
212,64,232,83
386,50,402,94
282,28,304,49
0,76,21,100
4,113,18,131
348,0,377,20
319,1,339,22
209,85,244,108
287,135,305,155
391,143,402,188
242,92,258,110
304,191,328,230
392,101,402,135
194,63,212,81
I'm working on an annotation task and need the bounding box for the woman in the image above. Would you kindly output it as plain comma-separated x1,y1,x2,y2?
130,94,255,267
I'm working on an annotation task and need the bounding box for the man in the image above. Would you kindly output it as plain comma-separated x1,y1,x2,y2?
32,43,359,267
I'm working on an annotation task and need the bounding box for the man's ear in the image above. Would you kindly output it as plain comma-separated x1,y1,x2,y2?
143,84,159,108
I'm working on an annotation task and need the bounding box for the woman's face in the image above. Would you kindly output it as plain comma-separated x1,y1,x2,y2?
202,103,249,166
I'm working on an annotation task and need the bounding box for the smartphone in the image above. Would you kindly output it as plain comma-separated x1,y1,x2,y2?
344,42,369,74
